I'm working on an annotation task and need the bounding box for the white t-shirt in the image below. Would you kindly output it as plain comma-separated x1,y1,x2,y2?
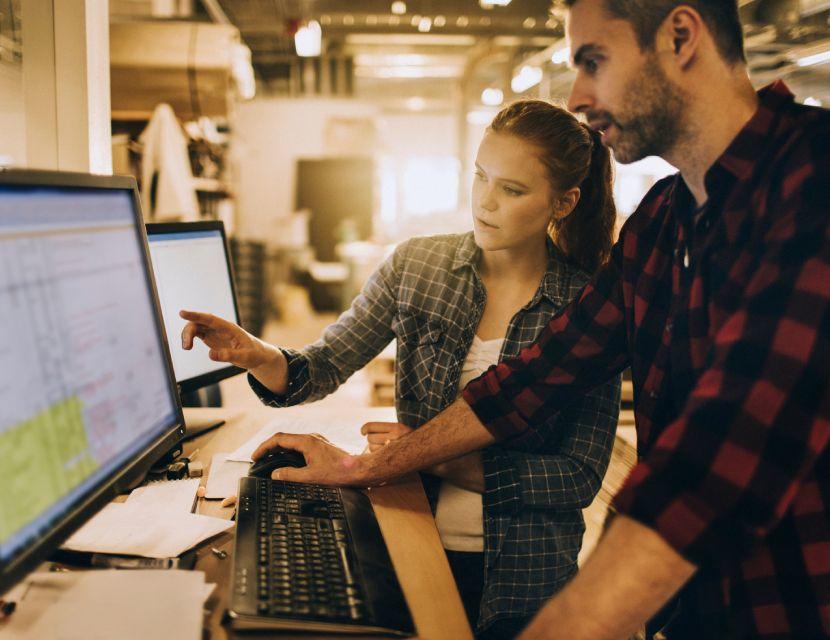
435,335,504,552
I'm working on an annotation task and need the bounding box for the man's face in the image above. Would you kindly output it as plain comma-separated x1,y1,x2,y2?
566,0,687,164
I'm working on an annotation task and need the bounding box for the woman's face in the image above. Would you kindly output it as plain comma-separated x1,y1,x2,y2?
471,131,555,252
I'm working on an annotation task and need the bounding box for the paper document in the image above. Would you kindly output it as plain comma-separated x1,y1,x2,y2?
204,453,250,499
227,405,397,462
1,570,206,640
62,501,232,558
126,477,201,512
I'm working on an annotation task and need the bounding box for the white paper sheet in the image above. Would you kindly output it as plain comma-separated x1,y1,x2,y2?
1,570,205,640
126,478,201,513
62,501,233,558
204,453,250,499
227,405,397,463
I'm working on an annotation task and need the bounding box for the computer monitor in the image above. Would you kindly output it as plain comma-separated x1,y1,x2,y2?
145,221,243,393
0,169,184,593
145,222,244,437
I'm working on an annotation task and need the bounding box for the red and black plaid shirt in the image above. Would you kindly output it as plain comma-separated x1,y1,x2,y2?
463,81,830,639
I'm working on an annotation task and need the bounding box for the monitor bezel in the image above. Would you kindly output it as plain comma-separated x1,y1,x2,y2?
145,220,245,393
0,168,186,594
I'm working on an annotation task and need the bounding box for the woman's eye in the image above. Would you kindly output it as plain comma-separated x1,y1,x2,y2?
503,186,522,196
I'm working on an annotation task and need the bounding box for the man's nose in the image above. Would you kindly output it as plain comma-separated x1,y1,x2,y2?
567,72,593,115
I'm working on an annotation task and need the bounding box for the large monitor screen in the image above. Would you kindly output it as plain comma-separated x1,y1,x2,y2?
146,223,242,391
0,173,182,591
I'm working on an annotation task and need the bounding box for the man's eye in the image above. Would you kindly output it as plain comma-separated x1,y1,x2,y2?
584,58,599,74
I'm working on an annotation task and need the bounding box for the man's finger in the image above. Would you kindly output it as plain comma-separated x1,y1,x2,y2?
181,322,204,350
252,432,314,460
368,443,383,452
273,466,312,483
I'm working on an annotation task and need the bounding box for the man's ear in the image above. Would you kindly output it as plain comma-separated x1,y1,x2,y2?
658,6,705,69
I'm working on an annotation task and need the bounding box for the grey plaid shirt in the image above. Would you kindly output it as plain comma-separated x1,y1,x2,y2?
250,232,620,630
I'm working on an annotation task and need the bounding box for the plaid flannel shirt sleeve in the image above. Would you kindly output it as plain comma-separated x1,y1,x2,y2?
482,376,621,515
462,239,631,445
250,243,404,407
613,136,830,565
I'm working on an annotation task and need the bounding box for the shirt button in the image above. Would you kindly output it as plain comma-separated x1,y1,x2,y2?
649,390,658,399
665,321,673,334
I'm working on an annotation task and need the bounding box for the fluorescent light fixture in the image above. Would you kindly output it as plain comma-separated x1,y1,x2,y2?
295,20,321,57
467,108,498,125
391,1,406,14
481,87,504,106
418,17,432,32
479,0,512,6
406,97,426,111
804,96,822,106
551,46,570,65
511,65,543,93
796,49,830,67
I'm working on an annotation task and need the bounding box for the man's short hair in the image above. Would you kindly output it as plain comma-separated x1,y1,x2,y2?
563,0,746,64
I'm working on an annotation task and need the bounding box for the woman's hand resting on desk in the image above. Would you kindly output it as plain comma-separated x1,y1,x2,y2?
361,422,413,452
179,310,288,394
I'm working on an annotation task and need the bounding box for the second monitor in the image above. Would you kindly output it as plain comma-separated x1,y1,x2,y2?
146,221,244,436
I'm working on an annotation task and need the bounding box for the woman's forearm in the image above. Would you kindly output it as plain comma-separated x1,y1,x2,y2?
249,343,289,395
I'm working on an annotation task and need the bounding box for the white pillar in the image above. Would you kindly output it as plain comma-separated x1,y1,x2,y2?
22,0,112,174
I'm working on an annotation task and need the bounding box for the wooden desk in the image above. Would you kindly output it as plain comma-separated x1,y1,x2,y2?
182,400,472,640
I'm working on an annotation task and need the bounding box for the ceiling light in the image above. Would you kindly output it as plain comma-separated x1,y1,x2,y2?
551,46,570,65
511,65,543,93
467,108,498,125
796,49,830,67
434,15,446,27
391,1,407,14
410,14,421,26
389,15,401,25
406,97,426,111
481,87,504,106
320,14,331,25
479,0,512,7
294,20,322,57
479,16,492,26
523,17,536,29
366,15,378,25
418,17,432,32
342,14,354,25
804,96,822,106
456,16,469,27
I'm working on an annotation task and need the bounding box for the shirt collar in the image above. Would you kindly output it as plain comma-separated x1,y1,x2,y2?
704,80,794,194
451,232,574,306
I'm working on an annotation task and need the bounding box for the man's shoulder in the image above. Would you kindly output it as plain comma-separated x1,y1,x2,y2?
619,173,680,237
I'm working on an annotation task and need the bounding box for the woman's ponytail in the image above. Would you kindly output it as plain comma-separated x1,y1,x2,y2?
553,124,616,274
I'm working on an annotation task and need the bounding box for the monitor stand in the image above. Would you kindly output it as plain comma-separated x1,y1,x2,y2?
182,407,226,441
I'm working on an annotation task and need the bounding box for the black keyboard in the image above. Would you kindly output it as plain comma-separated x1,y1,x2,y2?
228,477,415,636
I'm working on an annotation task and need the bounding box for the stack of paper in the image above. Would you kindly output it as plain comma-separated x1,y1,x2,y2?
62,480,233,558
1,570,211,640
204,453,250,499
227,405,397,463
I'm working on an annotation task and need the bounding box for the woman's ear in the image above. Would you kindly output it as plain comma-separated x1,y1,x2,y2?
553,187,581,221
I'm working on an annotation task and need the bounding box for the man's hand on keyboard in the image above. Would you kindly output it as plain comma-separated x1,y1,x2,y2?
252,433,368,486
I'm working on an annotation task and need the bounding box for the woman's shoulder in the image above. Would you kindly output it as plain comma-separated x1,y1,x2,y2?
393,232,475,268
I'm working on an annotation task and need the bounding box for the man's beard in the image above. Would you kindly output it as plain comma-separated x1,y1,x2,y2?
596,55,687,164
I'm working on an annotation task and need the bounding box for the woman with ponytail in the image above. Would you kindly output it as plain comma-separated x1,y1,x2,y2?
181,101,621,639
